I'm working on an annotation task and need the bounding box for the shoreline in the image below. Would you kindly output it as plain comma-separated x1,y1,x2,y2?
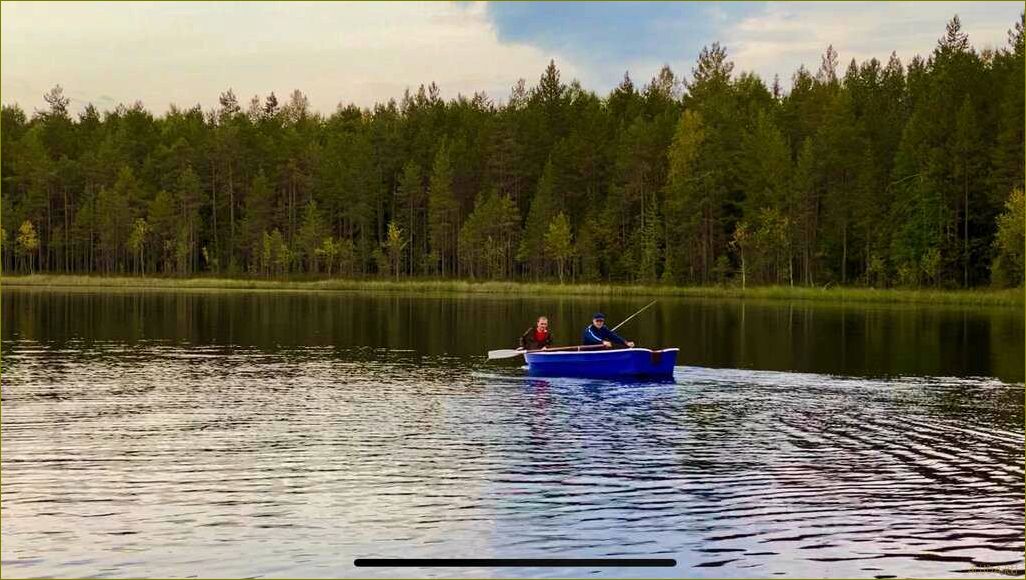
1,274,1022,307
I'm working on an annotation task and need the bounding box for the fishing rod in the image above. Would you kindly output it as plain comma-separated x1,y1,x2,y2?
611,300,657,332
487,300,658,360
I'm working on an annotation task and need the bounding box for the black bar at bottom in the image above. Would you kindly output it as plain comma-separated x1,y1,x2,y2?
354,558,676,568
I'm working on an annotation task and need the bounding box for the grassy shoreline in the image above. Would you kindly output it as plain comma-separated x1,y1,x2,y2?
1,274,1023,307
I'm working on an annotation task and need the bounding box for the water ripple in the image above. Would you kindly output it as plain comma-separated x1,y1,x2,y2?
1,341,1023,578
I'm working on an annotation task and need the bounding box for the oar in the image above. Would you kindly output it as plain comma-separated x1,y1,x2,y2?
488,302,657,359
487,344,609,360
610,300,657,332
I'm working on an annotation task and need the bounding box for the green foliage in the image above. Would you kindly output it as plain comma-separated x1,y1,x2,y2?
297,200,328,272
634,204,662,283
712,255,733,285
16,220,39,273
459,190,521,279
543,211,573,283
96,168,136,273
664,109,706,283
172,166,203,275
740,111,791,216
1,14,1022,288
127,218,149,274
174,223,191,275
16,220,38,252
383,220,407,279
731,208,793,288
241,171,273,262
395,160,425,275
148,190,176,272
6,274,1022,307
314,237,339,276
260,231,273,277
336,237,357,277
267,228,290,277
518,159,558,275
991,188,1025,287
427,142,457,276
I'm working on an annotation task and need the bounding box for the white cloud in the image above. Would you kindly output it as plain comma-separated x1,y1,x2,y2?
1,1,579,114
722,2,1023,85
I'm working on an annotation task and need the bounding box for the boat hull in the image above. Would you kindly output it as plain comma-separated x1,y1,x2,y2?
524,348,678,379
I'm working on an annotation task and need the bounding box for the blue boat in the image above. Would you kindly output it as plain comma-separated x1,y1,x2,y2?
524,347,679,379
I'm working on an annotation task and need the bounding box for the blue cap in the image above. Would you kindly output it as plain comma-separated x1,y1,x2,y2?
592,312,606,320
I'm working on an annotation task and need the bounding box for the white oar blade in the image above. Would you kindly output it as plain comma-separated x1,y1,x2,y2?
488,349,523,360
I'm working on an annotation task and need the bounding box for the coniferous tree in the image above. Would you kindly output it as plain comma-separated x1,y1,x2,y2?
459,190,520,279
241,171,274,271
992,14,1025,200
953,95,985,286
176,166,203,274
518,159,559,278
427,142,457,276
395,160,424,275
297,200,328,273
148,190,176,273
544,211,573,284
0,13,1021,289
663,110,705,283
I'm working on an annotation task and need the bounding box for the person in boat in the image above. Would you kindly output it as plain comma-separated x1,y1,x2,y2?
519,316,553,351
582,312,635,348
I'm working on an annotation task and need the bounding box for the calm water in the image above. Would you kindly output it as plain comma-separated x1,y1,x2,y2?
1,288,1023,578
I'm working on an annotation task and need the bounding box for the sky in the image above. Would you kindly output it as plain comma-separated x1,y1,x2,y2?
1,1,1022,115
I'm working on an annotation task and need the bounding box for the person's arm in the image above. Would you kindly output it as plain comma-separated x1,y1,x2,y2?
542,333,553,348
519,327,532,349
605,327,629,346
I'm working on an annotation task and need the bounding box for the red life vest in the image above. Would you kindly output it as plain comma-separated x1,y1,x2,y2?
534,329,550,344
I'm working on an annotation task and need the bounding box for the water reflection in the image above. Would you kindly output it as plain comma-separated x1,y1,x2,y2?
2,288,1022,382
1,289,1023,578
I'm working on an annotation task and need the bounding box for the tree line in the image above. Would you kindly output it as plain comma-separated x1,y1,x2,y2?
2,15,1023,287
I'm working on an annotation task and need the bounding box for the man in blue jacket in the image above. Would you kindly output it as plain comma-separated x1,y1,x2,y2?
582,312,635,348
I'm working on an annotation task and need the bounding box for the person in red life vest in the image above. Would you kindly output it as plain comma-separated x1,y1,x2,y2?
518,316,553,351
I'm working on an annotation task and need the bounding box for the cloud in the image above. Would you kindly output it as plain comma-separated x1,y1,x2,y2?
1,1,579,114
4,1,1021,114
484,2,750,91
484,1,1023,93
723,2,1023,84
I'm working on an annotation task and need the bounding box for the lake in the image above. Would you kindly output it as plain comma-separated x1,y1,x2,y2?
1,288,1023,578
